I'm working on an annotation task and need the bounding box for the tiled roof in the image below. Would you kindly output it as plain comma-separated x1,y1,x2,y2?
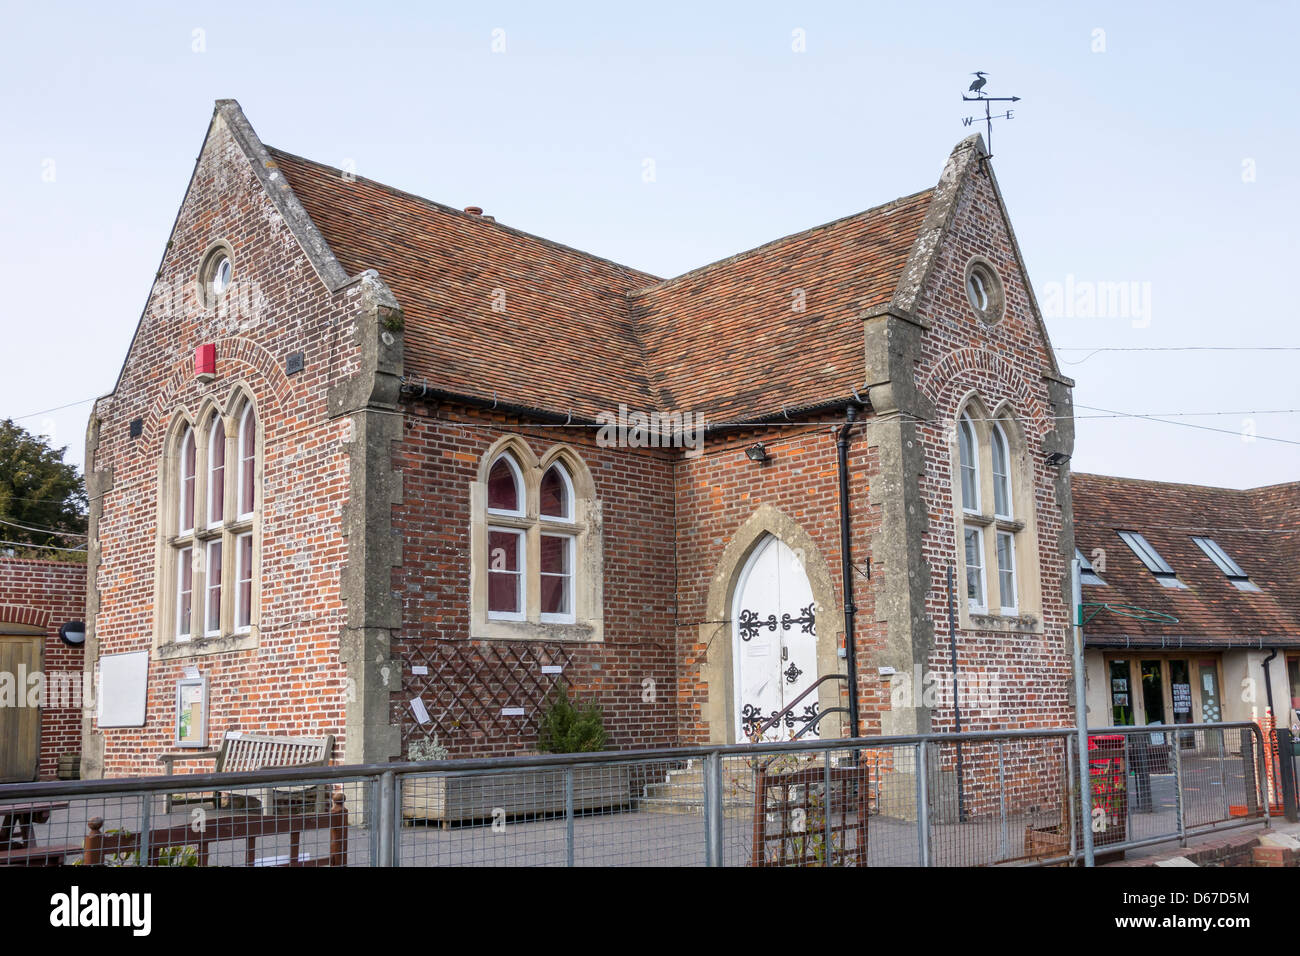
268,147,932,421
633,192,932,419
269,149,661,419
1071,473,1300,648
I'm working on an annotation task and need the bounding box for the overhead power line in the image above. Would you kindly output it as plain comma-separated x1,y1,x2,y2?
1056,346,1300,366
7,397,97,422
0,517,88,539
0,537,87,553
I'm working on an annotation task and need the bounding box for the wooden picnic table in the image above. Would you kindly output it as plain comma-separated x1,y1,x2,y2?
0,801,69,850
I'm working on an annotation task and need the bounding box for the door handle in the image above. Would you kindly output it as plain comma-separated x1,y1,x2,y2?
782,646,788,661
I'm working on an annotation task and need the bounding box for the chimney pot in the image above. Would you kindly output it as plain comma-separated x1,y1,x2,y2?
464,206,483,216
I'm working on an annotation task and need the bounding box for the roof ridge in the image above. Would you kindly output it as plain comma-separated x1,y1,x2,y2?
1072,472,1261,495
629,188,934,296
265,145,661,285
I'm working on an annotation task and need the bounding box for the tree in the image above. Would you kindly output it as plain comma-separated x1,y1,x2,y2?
0,419,87,561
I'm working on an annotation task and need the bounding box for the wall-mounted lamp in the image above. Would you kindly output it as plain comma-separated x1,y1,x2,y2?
59,621,86,648
1044,451,1070,467
745,442,770,463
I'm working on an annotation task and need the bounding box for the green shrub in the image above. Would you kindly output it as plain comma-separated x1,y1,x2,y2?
537,682,607,754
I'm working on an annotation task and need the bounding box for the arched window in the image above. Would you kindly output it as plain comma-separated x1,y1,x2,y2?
207,414,226,527
160,390,261,652
487,454,523,515
539,462,575,621
237,402,256,519
474,444,602,639
990,421,1012,519
952,403,1035,621
179,426,196,535
539,462,573,520
958,414,979,513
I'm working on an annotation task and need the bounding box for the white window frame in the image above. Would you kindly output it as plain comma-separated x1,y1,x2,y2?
207,413,226,529
964,527,987,614
487,454,526,517
236,402,256,520
539,462,575,521
179,427,196,535
990,421,1013,519
176,546,193,641
204,539,223,637
996,531,1018,614
539,532,576,624
967,270,989,311
958,414,980,514
487,526,526,621
234,531,254,633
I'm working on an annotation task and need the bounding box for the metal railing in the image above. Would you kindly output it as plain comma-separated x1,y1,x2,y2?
0,722,1270,867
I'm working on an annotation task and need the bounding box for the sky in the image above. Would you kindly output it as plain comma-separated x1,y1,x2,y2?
1,0,1296,488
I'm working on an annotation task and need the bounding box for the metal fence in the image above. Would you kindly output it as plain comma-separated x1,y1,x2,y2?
0,722,1271,867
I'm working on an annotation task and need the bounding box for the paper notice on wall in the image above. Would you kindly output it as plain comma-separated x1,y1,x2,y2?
97,651,150,727
1203,673,1214,692
410,697,431,725
1172,683,1192,715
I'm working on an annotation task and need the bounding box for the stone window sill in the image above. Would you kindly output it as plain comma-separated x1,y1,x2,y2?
471,617,602,644
156,630,259,660
966,612,1042,635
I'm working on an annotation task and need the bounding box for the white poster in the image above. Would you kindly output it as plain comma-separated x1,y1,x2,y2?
96,651,150,727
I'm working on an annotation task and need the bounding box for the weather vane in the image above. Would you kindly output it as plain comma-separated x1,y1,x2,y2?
962,72,1020,159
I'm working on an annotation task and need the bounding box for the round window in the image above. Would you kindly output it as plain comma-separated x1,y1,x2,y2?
198,245,234,308
963,258,1004,324
212,256,232,296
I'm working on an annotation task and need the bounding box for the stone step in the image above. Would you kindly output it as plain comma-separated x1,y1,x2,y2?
638,764,752,815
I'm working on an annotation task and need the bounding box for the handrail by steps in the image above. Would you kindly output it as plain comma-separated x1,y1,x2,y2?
750,673,849,741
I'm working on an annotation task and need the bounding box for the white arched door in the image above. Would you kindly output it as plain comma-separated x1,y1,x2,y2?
732,535,820,743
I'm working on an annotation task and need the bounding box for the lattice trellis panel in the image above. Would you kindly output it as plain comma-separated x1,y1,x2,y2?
397,641,575,751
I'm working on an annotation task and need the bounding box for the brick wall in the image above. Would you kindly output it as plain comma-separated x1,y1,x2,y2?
906,159,1074,810
674,419,880,742
0,557,86,779
86,113,364,777
391,403,678,758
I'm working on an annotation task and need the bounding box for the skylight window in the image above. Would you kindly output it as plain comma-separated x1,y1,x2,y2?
1117,530,1187,589
1075,548,1106,586
1192,537,1261,592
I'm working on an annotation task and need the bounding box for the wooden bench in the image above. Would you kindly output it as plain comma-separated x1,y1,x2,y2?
82,791,349,867
158,733,334,814
0,844,77,867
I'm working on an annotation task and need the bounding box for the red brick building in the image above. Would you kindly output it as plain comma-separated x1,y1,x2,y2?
0,557,86,781
81,101,1078,778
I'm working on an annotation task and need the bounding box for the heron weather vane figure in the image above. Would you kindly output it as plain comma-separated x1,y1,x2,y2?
962,72,1020,159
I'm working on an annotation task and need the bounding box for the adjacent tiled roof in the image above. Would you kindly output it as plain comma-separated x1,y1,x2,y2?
1071,473,1300,648
269,147,933,421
